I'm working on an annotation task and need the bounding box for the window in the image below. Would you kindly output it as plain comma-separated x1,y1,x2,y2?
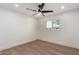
46,20,52,29
46,20,60,30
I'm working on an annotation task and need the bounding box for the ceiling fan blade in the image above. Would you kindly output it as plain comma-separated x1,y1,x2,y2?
41,13,45,16
42,10,53,13
32,13,38,16
41,3,45,9
26,8,37,12
38,3,45,10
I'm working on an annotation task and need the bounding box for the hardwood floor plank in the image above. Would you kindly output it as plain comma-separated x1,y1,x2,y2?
0,40,79,55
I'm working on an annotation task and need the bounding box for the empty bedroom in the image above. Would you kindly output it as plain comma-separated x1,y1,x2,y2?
0,3,79,55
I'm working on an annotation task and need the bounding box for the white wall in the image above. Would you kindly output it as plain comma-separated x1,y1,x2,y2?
39,9,79,49
0,6,79,51
0,8,37,51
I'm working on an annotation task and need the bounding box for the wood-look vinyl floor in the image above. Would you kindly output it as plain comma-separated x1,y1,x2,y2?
0,40,79,55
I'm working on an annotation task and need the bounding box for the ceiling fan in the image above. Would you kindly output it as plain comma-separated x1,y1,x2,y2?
26,3,53,16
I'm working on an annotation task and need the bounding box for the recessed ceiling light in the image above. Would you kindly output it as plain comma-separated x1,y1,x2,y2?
14,4,19,7
61,6,65,9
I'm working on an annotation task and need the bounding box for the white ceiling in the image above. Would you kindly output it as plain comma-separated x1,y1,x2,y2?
0,3,79,18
